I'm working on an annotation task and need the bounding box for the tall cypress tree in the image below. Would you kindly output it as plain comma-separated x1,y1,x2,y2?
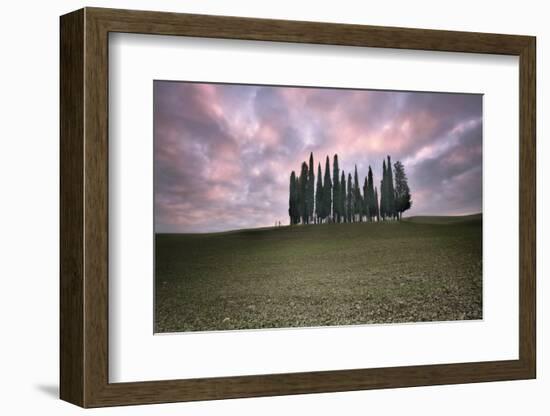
386,155,396,220
353,165,361,222
332,154,340,223
363,176,369,221
393,160,412,220
298,162,308,224
307,152,315,224
374,186,380,222
315,162,323,223
367,166,375,221
288,171,298,225
340,171,346,223
346,173,354,222
380,160,387,220
323,156,332,222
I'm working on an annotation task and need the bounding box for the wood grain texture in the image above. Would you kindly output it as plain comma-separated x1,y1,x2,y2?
59,8,84,407
518,38,536,375
83,10,110,406
89,7,532,54
59,7,537,408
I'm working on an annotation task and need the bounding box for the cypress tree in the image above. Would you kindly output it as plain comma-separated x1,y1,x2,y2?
386,155,396,220
363,176,369,221
340,171,346,223
346,173,354,222
367,166,375,221
353,165,361,222
288,171,298,225
307,152,315,224
393,160,412,220
315,163,323,223
332,154,340,223
374,186,380,222
323,156,332,222
298,162,308,224
380,160,387,220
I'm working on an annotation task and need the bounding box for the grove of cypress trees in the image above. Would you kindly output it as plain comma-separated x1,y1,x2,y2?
332,154,340,223
393,160,412,219
288,153,406,226
323,156,332,222
315,162,323,223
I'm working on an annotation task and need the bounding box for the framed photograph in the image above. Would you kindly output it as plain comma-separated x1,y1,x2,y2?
60,7,536,408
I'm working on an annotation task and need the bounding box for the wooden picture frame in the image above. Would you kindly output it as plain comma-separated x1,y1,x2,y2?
60,7,536,408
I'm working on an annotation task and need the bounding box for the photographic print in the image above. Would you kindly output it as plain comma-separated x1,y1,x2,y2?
154,81,482,333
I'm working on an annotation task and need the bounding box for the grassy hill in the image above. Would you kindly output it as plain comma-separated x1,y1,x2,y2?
403,213,482,225
155,216,482,333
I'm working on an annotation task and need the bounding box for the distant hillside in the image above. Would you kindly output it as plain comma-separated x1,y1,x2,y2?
403,213,482,225
161,214,484,236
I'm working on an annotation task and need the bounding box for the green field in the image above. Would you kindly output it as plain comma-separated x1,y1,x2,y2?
155,214,482,333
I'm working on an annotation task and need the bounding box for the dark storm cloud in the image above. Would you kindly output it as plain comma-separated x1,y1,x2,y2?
154,81,482,233
409,119,482,215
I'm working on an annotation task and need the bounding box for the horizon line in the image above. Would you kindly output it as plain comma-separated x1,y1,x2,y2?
156,212,482,236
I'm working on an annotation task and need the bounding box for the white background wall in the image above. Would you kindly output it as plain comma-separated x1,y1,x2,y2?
0,0,546,414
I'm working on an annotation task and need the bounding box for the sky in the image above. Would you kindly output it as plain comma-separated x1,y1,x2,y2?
154,81,482,233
